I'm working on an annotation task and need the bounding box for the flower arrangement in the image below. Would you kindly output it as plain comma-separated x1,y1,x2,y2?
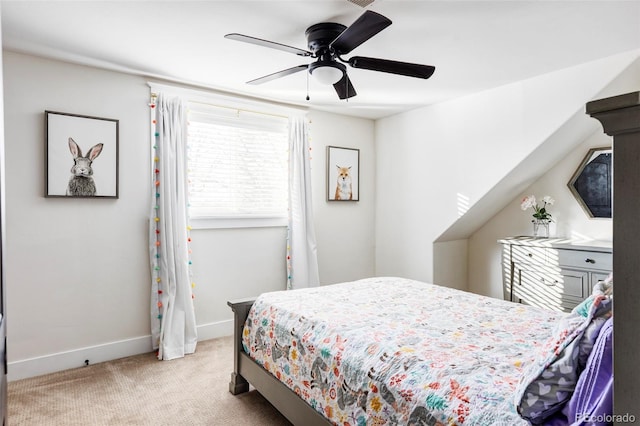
521,195,555,222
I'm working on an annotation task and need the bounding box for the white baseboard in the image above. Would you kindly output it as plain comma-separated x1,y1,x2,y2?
8,336,154,382
8,319,233,381
195,318,234,341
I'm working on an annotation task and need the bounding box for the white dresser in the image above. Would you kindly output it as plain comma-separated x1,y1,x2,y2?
499,237,612,312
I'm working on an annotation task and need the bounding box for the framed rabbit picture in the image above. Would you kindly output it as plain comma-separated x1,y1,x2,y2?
45,111,119,198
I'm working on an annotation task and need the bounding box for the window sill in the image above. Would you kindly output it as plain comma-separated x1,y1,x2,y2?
189,216,288,230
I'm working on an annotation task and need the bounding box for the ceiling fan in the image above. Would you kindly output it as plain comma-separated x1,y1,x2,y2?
224,10,435,100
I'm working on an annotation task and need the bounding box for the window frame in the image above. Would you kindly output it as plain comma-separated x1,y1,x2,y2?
148,82,304,230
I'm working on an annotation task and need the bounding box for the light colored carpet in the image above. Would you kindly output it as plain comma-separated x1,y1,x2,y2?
8,336,292,425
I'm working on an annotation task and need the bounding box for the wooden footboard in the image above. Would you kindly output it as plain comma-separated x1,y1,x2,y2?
227,299,331,426
227,298,254,395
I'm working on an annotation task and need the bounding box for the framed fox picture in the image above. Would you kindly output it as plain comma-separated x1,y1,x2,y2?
327,146,359,201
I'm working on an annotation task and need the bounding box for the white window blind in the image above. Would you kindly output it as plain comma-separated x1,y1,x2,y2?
187,102,289,226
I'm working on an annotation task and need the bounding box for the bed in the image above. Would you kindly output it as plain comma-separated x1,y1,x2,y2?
228,91,638,424
229,276,612,425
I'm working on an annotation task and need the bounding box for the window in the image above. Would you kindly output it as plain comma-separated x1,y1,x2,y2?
187,102,289,228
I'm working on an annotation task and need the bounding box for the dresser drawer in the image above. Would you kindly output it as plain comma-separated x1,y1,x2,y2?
513,267,585,313
500,238,612,311
511,245,550,266
556,249,612,271
559,269,589,299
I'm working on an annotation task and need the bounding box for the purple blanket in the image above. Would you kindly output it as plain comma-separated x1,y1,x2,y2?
567,317,613,425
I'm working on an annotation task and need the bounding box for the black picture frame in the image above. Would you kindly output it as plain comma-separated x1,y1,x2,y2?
45,111,119,198
567,146,612,218
327,146,359,201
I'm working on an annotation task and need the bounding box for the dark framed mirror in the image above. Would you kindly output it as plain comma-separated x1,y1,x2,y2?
568,147,612,218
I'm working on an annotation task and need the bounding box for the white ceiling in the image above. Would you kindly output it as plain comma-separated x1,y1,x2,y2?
2,0,639,119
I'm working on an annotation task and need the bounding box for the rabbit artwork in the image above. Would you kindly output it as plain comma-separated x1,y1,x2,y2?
66,137,104,196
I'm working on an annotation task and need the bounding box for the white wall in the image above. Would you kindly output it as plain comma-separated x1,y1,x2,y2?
4,52,152,380
468,131,613,298
374,51,639,288
308,111,376,285
467,56,640,299
0,10,8,421
3,51,375,379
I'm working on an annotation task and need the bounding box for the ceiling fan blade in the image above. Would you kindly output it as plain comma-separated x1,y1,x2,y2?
225,33,312,57
333,74,357,99
348,56,436,79
247,65,309,85
330,10,392,55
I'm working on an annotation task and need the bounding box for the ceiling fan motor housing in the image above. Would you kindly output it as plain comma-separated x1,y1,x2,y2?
305,22,346,55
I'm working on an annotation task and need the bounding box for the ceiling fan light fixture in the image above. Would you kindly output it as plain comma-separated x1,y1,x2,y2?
346,0,376,7
309,61,345,85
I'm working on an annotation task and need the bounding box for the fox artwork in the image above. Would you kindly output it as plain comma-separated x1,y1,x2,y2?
334,165,353,200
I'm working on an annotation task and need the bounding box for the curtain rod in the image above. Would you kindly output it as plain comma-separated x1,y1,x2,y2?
148,81,306,120
150,92,290,120
187,99,290,120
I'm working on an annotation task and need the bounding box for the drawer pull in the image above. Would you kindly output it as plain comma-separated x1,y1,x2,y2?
585,258,596,264
540,278,559,287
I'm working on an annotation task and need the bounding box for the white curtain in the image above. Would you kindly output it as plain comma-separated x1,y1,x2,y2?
286,116,320,289
149,92,197,360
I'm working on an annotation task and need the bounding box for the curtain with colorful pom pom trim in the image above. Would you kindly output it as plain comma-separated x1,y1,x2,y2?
149,92,197,360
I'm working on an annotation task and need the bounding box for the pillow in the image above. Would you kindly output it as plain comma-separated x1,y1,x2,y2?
576,316,608,370
514,294,612,424
567,316,613,423
576,276,613,369
592,273,613,298
575,296,612,370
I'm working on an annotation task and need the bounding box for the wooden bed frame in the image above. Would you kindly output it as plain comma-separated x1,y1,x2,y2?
228,91,640,425
586,91,640,419
227,299,331,426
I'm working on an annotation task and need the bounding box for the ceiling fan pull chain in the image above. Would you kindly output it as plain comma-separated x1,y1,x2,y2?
345,70,349,102
306,70,310,101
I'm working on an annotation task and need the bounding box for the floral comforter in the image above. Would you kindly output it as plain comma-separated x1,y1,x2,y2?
242,277,565,425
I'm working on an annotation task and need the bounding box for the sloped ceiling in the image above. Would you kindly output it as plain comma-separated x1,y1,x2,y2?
2,1,640,119
436,53,640,243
